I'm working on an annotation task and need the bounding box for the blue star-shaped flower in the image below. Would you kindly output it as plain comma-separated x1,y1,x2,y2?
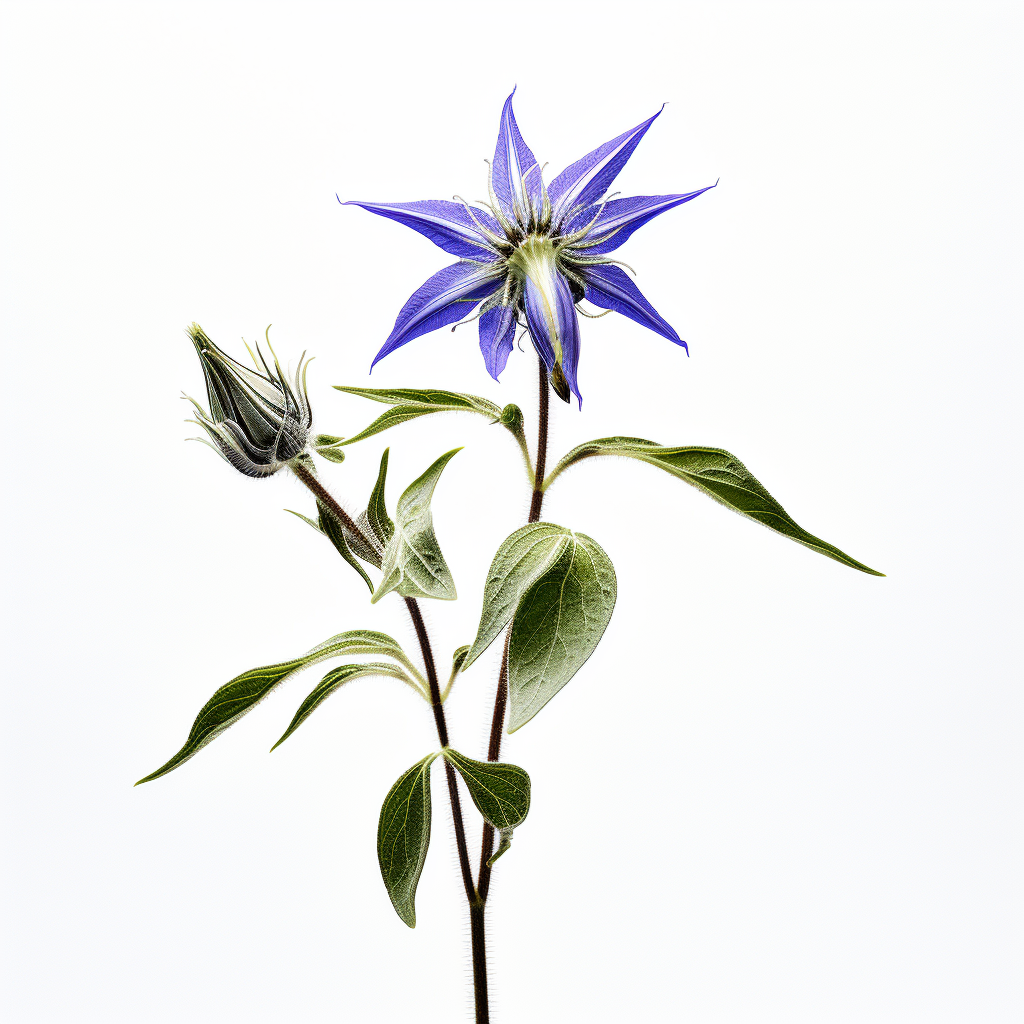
344,90,715,405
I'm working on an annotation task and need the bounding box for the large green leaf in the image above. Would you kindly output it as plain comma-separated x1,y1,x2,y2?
136,631,421,784
378,752,438,928
544,438,883,575
333,387,502,446
270,662,422,751
371,449,461,604
508,531,617,732
463,523,575,670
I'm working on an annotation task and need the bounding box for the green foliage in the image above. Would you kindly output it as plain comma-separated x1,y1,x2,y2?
463,523,576,669
285,505,376,589
333,387,502,446
443,748,530,832
440,645,470,702
545,438,883,575
365,448,395,545
371,449,461,604
378,753,438,928
507,530,617,731
313,433,347,463
271,662,423,751
135,631,422,784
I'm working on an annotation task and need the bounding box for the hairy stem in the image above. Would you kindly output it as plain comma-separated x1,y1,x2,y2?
476,355,550,899
290,462,479,910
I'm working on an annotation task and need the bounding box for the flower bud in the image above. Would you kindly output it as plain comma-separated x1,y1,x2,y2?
186,324,312,478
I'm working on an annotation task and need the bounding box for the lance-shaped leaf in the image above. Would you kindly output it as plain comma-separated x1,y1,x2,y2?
285,502,381,583
508,532,617,732
464,523,574,669
371,449,461,603
378,752,438,928
544,438,883,575
271,662,421,750
443,748,530,833
136,630,422,784
364,448,394,546
333,387,502,446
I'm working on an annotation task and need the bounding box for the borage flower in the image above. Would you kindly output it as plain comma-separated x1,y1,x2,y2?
344,90,715,405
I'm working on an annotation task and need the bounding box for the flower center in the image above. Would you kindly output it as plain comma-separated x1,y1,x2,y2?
507,235,564,361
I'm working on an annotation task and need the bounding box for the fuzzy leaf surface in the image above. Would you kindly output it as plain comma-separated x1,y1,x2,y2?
334,387,502,446
545,438,882,575
271,662,417,750
508,531,617,732
464,523,574,669
443,748,531,832
371,449,460,603
378,753,437,928
136,631,419,783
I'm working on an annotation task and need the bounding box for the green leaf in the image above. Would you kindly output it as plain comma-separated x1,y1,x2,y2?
317,500,377,586
443,748,530,833
270,662,419,750
285,504,379,582
136,631,422,784
365,448,394,545
378,752,438,928
333,387,502,446
499,403,533,480
507,530,617,732
314,434,344,446
316,446,347,464
544,438,883,575
440,644,471,702
371,449,461,604
463,523,575,669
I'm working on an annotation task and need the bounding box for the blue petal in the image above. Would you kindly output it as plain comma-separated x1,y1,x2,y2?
568,185,717,254
548,107,664,229
522,266,582,405
344,199,502,260
478,303,517,381
492,89,542,226
372,262,504,369
582,264,686,352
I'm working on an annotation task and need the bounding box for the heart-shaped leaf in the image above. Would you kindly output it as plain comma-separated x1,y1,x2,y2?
136,631,421,784
378,752,438,928
371,449,460,604
443,748,530,832
544,438,882,575
507,531,617,732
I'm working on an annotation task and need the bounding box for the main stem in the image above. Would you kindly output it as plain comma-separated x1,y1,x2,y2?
290,461,481,998
472,355,551,977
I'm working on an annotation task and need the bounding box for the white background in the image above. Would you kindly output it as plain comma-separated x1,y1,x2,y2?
1,2,1020,1021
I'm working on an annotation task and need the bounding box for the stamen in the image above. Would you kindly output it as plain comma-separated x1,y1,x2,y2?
484,159,517,238
576,304,611,319
451,195,508,248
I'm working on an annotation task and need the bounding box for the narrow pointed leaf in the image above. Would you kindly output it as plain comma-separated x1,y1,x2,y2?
334,387,502,446
378,753,438,928
271,662,416,750
137,630,421,784
544,438,883,575
443,748,530,832
464,523,573,669
366,448,394,545
508,531,617,732
318,500,378,585
371,449,461,603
